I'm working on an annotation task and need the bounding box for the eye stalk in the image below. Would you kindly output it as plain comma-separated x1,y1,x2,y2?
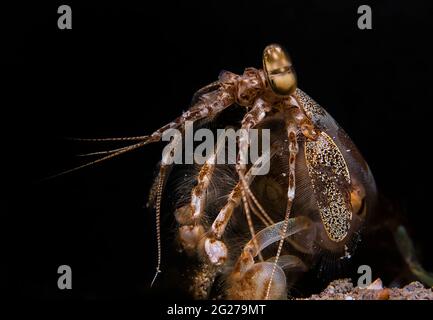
263,44,297,96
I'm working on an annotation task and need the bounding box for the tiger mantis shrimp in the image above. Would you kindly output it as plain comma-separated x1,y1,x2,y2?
59,44,376,299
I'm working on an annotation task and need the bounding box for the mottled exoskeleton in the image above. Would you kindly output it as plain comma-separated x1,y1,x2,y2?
63,44,376,300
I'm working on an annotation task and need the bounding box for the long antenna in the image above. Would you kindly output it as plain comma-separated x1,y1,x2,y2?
151,165,166,287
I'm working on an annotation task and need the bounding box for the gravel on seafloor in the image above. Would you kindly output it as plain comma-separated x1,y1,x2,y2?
300,278,433,300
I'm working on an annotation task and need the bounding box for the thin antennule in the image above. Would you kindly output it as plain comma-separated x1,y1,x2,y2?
43,140,149,180
239,174,275,226
239,171,264,262
67,136,149,142
151,165,167,287
76,146,131,157
245,195,270,227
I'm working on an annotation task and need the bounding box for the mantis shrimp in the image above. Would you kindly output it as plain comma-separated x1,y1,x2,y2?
60,44,376,299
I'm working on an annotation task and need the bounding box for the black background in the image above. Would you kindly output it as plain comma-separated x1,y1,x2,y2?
3,0,433,300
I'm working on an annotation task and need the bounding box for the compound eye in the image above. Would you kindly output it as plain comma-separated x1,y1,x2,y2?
263,44,297,96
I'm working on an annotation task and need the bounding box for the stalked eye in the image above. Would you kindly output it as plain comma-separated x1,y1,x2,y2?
263,44,297,96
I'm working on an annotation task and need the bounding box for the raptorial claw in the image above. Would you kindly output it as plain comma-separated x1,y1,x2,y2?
226,216,312,299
